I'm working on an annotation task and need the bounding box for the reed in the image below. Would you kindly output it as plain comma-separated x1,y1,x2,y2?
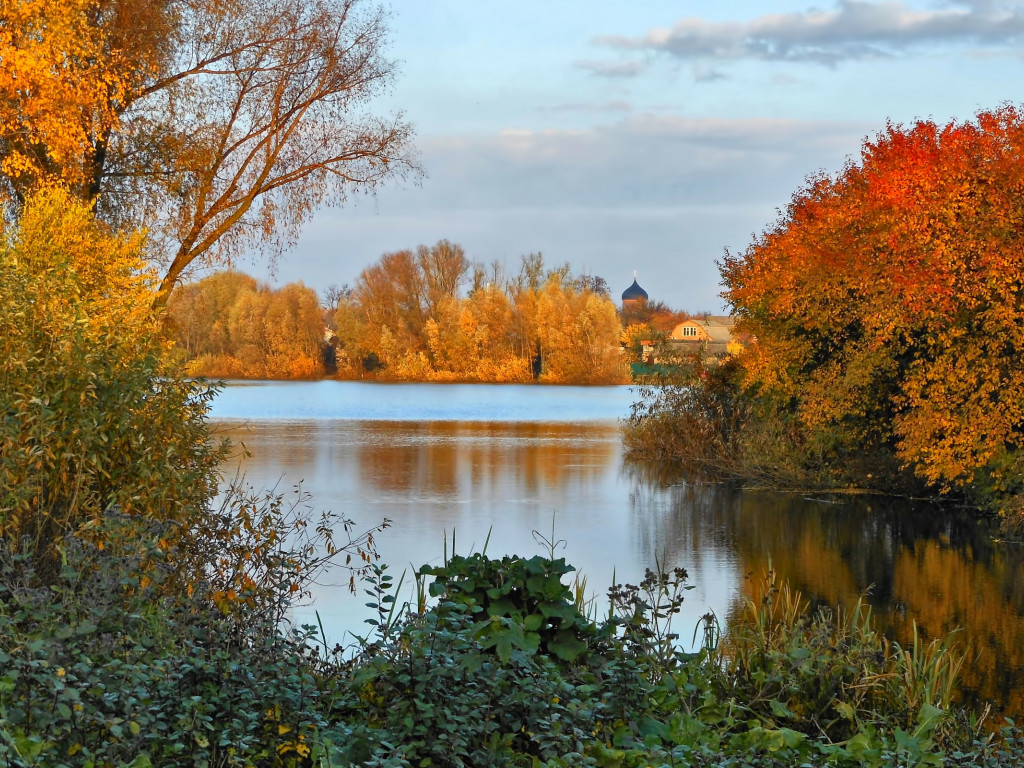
716,566,970,743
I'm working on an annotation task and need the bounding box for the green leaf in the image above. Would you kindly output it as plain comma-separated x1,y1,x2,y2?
523,614,543,632
547,631,588,662
835,701,856,721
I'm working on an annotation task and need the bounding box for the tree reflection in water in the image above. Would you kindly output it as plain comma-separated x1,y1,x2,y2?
625,462,1024,720
216,417,1024,719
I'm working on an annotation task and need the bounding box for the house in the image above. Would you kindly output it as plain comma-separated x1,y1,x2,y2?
670,315,734,342
668,316,739,357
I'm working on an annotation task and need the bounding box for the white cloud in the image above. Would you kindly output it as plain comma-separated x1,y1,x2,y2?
404,117,868,212
594,1,1024,67
574,59,647,77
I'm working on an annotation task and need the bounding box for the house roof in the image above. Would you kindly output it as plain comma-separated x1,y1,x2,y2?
673,316,736,343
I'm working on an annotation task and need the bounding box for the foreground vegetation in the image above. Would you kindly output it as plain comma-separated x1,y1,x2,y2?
5,517,1024,767
2,187,1020,767
627,106,1024,532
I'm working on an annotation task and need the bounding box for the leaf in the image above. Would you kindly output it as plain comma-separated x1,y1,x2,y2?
769,699,795,720
523,613,543,632
547,631,588,662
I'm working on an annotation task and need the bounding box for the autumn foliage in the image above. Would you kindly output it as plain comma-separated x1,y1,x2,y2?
0,187,225,565
0,0,417,306
719,105,1024,515
167,271,327,379
170,245,628,384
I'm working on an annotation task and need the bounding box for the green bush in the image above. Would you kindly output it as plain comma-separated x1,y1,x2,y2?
0,188,225,574
327,559,658,767
327,556,1024,768
418,553,597,663
0,513,329,768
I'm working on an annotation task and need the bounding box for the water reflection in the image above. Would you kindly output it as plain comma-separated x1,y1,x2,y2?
625,468,1024,719
212,389,1024,720
221,419,620,507
355,421,614,498
214,418,716,650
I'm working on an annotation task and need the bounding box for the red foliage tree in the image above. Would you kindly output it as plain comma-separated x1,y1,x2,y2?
722,105,1024,505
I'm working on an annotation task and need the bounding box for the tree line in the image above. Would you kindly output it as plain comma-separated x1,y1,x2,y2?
168,242,630,384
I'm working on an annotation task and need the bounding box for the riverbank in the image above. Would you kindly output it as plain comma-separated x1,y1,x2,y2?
183,364,631,386
4,515,1020,767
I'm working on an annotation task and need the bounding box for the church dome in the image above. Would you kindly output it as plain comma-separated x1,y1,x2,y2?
621,278,648,302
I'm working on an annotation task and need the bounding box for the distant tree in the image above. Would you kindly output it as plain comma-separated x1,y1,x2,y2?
167,272,325,378
574,273,610,297
355,249,429,352
535,273,625,384
322,283,354,314
620,298,688,330
418,239,470,314
166,271,261,359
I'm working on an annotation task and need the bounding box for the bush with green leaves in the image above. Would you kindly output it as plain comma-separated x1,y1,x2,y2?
5,520,1023,768
0,188,226,574
418,552,598,663
0,493,389,768
326,554,1024,768
0,514,309,767
325,559,658,768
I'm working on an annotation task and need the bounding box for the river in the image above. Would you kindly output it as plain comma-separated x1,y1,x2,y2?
209,380,1024,720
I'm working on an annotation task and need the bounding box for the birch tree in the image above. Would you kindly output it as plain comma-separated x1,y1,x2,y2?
0,0,418,305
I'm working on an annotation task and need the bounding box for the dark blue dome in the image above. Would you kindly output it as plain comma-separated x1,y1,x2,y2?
621,278,648,302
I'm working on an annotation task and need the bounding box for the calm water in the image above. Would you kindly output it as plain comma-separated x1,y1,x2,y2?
210,380,1024,719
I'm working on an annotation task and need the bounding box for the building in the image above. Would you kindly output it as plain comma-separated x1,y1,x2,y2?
669,315,740,357
621,274,648,310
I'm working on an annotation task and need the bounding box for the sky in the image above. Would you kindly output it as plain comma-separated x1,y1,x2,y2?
250,0,1024,312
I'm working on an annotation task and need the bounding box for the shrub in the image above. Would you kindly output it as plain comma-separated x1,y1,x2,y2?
0,187,225,574
0,490,387,768
714,569,967,745
418,552,597,663
0,513,323,768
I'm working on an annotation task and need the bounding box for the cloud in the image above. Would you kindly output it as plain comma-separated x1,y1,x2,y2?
574,59,646,77
355,116,874,219
267,115,875,309
594,1,1024,67
541,100,633,114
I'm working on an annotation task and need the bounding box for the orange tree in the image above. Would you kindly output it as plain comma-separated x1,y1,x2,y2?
0,0,418,307
721,105,1024,515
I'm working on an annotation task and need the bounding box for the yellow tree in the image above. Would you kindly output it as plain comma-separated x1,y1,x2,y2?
0,0,143,194
0,186,224,561
535,275,625,384
262,283,326,377
0,0,419,305
166,270,261,360
467,282,532,381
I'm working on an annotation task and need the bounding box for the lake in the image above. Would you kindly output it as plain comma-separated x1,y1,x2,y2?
210,380,1024,720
